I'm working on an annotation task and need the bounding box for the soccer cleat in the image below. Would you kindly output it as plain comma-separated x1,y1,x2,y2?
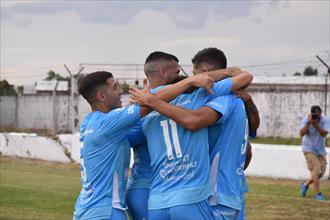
300,182,308,197
315,193,325,201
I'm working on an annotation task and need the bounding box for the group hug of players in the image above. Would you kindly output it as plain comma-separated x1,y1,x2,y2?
73,47,260,220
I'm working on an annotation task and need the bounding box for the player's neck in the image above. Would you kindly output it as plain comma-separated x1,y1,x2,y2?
91,103,110,113
149,80,166,89
147,76,167,89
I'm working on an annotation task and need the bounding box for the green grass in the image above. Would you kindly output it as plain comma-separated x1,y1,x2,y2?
1,156,330,220
250,136,330,147
0,156,81,220
246,178,330,219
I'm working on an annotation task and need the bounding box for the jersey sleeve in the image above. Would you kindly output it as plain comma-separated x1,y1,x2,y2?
205,95,233,124
127,121,147,146
207,78,233,101
102,104,141,134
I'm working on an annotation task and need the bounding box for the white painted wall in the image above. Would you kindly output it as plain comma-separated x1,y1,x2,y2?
1,85,328,137
0,133,70,163
245,144,330,180
1,133,329,180
251,90,329,138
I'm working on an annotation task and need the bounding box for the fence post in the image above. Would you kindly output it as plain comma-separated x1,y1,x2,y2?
52,81,59,135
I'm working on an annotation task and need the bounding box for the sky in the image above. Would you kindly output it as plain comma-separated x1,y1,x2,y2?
1,0,329,85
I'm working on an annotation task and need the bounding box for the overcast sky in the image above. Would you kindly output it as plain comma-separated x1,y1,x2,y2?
1,0,329,85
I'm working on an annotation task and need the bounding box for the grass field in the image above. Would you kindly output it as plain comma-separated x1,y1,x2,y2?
1,156,329,220
250,136,330,147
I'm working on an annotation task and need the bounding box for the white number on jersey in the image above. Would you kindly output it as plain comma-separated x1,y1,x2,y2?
241,118,249,155
80,158,87,183
160,119,183,160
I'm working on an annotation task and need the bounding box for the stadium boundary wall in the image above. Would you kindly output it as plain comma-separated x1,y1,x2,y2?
0,83,329,138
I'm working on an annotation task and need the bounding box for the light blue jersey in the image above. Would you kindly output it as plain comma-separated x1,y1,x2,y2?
142,78,233,210
73,105,140,220
206,94,249,211
126,122,151,220
127,121,152,190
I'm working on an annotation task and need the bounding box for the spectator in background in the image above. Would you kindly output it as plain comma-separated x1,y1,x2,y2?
299,105,329,201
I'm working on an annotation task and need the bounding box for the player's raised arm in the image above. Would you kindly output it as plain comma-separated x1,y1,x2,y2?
230,71,253,91
130,81,221,131
134,75,214,117
199,67,242,82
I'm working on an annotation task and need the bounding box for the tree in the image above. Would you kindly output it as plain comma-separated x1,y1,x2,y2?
0,80,17,96
119,81,130,94
303,66,318,76
293,72,301,76
44,70,71,87
44,70,70,81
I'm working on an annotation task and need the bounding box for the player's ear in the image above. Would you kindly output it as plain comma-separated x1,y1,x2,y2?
96,90,106,102
159,66,166,78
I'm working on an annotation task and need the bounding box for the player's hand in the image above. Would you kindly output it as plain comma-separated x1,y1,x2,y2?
235,90,251,102
129,79,157,106
188,74,214,94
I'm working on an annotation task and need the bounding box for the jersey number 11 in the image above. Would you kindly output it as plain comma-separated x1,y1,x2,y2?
160,119,183,160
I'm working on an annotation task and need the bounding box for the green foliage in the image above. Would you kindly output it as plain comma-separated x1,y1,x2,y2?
293,72,301,76
120,81,130,94
303,66,318,76
44,70,71,87
44,70,69,81
0,80,17,96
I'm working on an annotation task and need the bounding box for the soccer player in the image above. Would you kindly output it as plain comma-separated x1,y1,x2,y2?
130,48,258,220
73,71,215,220
126,51,249,220
126,121,151,220
129,52,252,220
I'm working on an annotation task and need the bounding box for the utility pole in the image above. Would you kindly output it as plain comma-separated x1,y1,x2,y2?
52,81,59,136
316,55,330,116
315,55,330,180
64,65,84,134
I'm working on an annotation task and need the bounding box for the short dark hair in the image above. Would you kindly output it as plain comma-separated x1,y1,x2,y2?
311,105,322,113
145,51,179,64
78,71,113,104
191,47,227,70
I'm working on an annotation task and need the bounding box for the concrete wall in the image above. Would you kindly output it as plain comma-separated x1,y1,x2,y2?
248,84,329,137
1,132,329,180
0,95,71,133
0,83,329,137
0,96,17,127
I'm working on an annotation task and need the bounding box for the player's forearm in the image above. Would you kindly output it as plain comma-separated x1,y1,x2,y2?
245,99,260,131
153,78,193,103
138,79,197,117
244,142,252,170
145,98,199,130
201,67,241,82
231,72,253,91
